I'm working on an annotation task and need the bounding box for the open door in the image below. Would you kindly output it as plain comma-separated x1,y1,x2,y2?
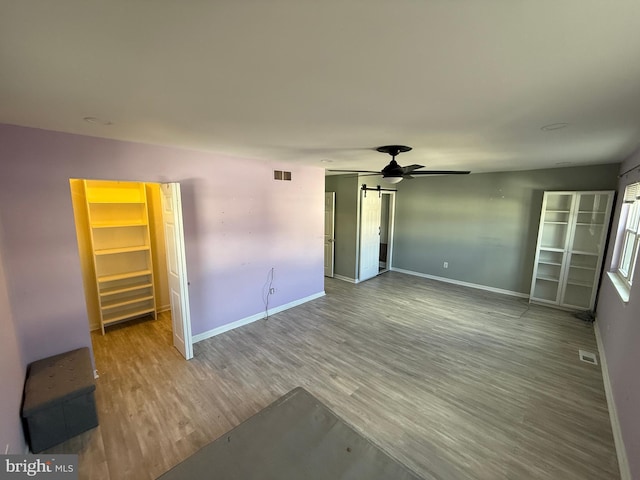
359,189,382,281
160,183,193,359
324,192,335,277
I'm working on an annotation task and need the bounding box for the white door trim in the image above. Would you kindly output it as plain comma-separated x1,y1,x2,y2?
324,192,336,277
380,191,396,271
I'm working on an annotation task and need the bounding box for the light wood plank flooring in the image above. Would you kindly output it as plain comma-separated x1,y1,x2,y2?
46,272,619,479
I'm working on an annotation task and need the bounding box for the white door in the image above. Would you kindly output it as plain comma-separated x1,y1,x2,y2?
160,183,193,360
324,192,336,277
359,190,382,281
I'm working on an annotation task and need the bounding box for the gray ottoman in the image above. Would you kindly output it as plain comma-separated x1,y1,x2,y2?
21,347,98,453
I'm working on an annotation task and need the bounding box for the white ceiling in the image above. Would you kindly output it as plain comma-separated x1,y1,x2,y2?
2,1,640,174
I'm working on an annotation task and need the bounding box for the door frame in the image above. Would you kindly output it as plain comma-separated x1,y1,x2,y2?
379,191,396,273
71,178,193,360
324,192,336,278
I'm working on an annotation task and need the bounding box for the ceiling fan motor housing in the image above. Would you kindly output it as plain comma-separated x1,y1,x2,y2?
377,146,412,178
381,159,403,177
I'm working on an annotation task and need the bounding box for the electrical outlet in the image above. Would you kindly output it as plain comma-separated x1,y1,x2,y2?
443,262,448,268
269,287,276,294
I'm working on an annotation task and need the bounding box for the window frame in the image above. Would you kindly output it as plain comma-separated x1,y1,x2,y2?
616,183,640,288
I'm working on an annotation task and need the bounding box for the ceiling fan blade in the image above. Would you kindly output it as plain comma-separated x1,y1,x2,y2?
328,169,381,174
401,164,425,174
410,170,471,175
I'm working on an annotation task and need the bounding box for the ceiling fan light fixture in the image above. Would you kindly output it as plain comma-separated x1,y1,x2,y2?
384,176,403,184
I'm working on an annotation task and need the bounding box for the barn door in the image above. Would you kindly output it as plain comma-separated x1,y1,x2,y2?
359,190,382,281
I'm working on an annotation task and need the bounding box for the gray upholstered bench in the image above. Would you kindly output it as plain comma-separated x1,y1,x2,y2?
21,347,99,453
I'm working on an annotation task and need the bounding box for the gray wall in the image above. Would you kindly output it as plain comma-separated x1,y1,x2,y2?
392,164,620,294
325,175,359,279
596,149,640,478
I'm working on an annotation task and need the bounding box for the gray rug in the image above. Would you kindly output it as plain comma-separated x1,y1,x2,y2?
158,387,424,479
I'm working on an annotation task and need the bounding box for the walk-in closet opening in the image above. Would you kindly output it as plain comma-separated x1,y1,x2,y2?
70,179,193,359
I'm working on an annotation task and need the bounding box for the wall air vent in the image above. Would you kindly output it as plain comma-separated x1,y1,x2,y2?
578,349,598,365
274,170,292,181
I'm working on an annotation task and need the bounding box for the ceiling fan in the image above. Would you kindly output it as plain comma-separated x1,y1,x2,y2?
328,145,470,183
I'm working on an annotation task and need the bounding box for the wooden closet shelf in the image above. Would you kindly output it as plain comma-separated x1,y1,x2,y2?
100,282,153,297
103,307,156,325
88,200,146,204
102,295,154,311
98,270,152,283
95,245,150,256
91,221,148,229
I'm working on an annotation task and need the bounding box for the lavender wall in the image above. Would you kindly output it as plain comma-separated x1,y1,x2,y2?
596,147,640,479
0,222,27,453
0,124,325,366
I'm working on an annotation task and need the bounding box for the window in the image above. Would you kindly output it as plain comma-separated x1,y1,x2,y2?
617,182,640,287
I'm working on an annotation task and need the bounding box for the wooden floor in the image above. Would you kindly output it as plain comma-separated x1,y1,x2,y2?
47,272,619,479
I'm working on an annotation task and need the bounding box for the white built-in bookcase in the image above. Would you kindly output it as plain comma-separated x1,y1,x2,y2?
84,180,157,334
529,190,614,311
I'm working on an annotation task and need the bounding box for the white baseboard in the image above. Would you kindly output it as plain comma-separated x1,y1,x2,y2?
192,291,326,343
333,274,359,284
158,305,171,313
594,321,631,480
391,268,529,299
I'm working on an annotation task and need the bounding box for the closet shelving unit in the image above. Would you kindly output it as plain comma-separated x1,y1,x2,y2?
529,190,614,311
84,180,157,334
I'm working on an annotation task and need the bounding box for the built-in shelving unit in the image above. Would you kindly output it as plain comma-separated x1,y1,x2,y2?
529,191,614,311
84,180,157,334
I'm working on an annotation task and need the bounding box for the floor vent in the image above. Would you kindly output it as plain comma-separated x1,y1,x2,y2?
579,349,598,365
